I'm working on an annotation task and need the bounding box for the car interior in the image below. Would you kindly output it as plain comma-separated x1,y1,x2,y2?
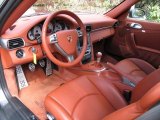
0,0,160,120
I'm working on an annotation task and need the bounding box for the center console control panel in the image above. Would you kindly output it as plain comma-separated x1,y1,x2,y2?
77,25,92,64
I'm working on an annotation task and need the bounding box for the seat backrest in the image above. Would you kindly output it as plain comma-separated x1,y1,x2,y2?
128,58,156,74
131,69,160,103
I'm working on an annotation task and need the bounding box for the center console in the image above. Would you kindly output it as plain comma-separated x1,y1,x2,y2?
77,25,92,64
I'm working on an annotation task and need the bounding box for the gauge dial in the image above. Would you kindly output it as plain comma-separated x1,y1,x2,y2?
28,30,35,40
66,25,70,30
33,26,41,38
59,22,67,30
47,22,54,34
54,23,62,32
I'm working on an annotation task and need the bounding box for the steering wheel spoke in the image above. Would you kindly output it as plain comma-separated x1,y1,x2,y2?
66,55,74,62
53,41,74,62
49,33,58,44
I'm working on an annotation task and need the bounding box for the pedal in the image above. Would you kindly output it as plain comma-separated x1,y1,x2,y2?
45,58,53,76
39,59,45,68
28,63,36,72
16,65,28,90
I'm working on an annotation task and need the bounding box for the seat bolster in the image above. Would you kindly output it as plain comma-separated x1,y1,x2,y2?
45,96,72,120
139,82,160,110
103,102,143,120
103,82,160,120
131,69,160,103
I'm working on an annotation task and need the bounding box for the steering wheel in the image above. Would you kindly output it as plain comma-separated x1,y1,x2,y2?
42,10,87,67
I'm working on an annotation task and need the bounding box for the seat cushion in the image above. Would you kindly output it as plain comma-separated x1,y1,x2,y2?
115,58,155,84
45,76,126,120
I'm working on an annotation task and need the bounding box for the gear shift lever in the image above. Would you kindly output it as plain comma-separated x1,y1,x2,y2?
96,52,102,67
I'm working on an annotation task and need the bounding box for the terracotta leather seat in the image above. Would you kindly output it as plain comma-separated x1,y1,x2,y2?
114,58,156,84
45,69,160,120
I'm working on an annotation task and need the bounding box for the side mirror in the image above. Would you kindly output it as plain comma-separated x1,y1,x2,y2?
129,6,146,20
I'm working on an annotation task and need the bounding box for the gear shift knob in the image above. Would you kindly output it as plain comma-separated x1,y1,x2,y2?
96,52,102,63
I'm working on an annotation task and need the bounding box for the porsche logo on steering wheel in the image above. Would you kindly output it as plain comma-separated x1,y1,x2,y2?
67,35,72,43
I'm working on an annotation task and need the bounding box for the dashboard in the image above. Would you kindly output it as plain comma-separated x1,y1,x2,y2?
0,14,117,69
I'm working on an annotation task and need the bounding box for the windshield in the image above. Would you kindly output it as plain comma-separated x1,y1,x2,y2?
23,0,125,16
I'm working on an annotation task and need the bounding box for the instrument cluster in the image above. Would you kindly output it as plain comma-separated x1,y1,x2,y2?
27,20,70,41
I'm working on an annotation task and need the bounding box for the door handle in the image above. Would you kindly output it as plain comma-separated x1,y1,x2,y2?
127,23,142,29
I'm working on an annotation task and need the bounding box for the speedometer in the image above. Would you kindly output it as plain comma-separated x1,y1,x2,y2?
28,30,35,41
33,25,41,38
54,23,62,32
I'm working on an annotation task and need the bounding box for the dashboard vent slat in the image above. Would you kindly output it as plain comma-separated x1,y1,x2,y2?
8,38,24,49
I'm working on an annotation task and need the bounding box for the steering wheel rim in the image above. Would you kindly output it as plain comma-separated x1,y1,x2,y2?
42,10,87,67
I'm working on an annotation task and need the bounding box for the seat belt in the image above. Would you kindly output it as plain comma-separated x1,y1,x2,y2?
136,102,160,120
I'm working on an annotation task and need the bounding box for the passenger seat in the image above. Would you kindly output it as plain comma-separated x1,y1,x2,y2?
112,58,156,84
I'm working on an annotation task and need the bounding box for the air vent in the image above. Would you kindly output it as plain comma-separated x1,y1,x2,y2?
86,25,92,32
8,38,24,49
113,21,120,27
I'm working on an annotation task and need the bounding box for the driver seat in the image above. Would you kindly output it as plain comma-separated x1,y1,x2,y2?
45,69,160,120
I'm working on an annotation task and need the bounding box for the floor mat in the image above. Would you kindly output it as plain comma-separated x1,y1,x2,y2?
18,67,65,120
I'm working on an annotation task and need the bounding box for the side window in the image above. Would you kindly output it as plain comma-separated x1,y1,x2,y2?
128,0,160,23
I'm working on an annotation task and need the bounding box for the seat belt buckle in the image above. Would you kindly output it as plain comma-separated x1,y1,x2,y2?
123,90,132,103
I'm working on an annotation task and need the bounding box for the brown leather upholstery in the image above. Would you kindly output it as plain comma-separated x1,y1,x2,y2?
128,58,156,74
45,69,160,120
114,58,156,83
45,76,126,120
131,68,160,103
103,82,160,120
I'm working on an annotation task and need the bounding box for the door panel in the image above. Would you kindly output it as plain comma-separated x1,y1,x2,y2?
126,19,160,51
105,18,160,68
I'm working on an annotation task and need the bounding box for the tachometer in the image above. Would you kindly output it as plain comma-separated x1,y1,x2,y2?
33,25,41,38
